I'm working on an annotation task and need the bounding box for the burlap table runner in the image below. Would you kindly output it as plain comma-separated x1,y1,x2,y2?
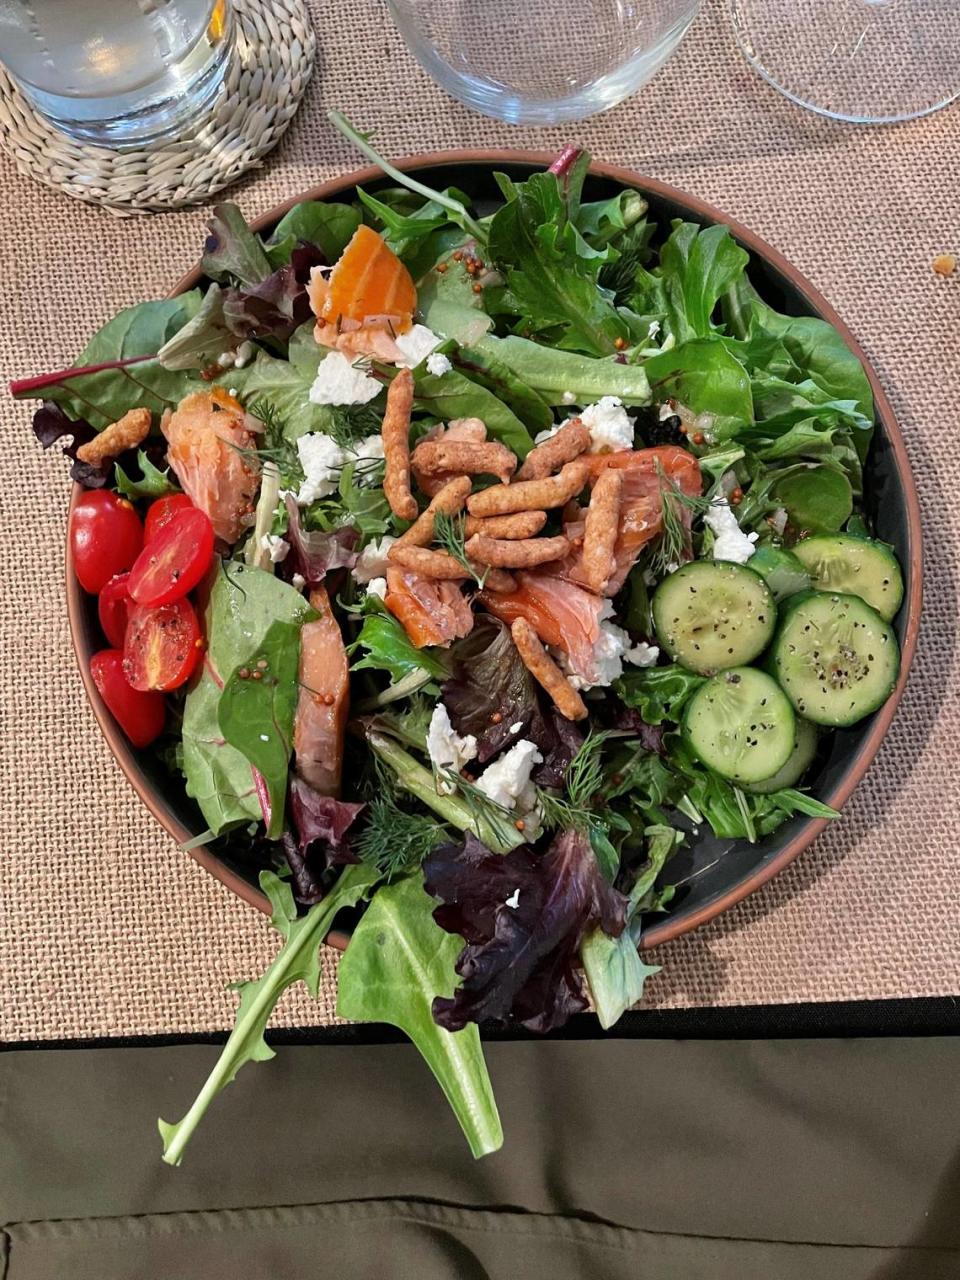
1,0,956,1041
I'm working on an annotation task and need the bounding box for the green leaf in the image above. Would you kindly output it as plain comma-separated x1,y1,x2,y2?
114,450,178,500
416,254,493,347
264,200,362,267
159,863,381,1165
581,929,660,1029
16,295,204,428
413,365,534,459
357,186,448,248
615,665,707,725
473,333,651,407
773,465,853,533
217,620,303,839
653,221,750,344
202,202,272,286
156,284,235,372
350,610,449,682
643,338,753,436
182,562,316,836
337,874,503,1159
453,345,554,435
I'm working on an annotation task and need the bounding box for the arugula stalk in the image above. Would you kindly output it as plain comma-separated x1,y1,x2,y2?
159,864,380,1166
244,459,281,571
328,110,487,244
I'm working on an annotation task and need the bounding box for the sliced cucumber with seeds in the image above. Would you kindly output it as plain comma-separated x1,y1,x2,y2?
772,591,900,727
792,534,903,621
683,667,795,784
653,561,777,676
744,716,819,794
749,544,811,602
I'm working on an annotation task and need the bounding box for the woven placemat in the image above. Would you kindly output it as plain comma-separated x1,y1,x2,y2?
0,0,315,216
0,0,958,1041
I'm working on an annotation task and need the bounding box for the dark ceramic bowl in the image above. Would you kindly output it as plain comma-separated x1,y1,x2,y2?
67,153,922,950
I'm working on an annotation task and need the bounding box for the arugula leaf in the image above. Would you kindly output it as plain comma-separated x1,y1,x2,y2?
202,202,272,286
413,365,534,459
487,170,629,355
264,200,361,267
615,665,707,725
576,188,649,247
472,333,651,406
160,863,381,1165
350,608,449,682
357,186,449,254
643,338,753,436
114,449,178,500
217,619,303,839
337,873,503,1158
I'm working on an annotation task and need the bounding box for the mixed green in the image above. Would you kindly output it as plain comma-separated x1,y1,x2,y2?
18,113,904,1160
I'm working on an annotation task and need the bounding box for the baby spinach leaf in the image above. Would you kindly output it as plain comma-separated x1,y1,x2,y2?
473,333,651,406
218,619,303,839
413,366,534,459
114,450,178,500
773,465,853,533
643,338,753,435
160,863,381,1165
264,200,361,267
417,262,493,347
337,873,503,1158
202,202,272,286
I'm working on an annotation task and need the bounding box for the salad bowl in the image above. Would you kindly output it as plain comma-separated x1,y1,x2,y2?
65,151,921,952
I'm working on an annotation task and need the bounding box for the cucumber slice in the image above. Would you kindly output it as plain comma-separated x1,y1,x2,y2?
744,717,819,794
683,667,796,784
792,534,904,622
653,561,777,676
772,592,900,727
749,545,811,602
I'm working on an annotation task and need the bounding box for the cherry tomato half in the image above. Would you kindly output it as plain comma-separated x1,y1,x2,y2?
122,598,203,692
144,492,193,544
98,572,131,648
70,491,144,594
90,649,166,748
128,507,214,607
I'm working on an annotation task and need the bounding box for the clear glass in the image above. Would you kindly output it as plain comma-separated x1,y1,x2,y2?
731,0,959,124
0,0,234,147
387,0,702,125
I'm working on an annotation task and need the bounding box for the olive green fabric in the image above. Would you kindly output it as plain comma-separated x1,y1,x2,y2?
3,1037,960,1278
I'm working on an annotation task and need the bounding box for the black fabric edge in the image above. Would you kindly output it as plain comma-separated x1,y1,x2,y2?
3,995,959,1052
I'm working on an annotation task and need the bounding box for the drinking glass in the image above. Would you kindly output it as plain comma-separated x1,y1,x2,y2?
0,0,234,147
387,0,702,125
731,0,958,124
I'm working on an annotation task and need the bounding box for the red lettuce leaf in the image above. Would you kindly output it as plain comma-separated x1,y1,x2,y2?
286,776,365,903
423,830,627,1033
222,244,325,344
282,495,358,588
33,401,107,487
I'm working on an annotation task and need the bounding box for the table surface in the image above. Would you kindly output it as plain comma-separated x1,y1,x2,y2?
1,0,957,1042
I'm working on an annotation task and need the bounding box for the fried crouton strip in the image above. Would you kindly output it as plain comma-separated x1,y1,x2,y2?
510,618,587,721
410,439,517,483
381,368,418,521
581,467,623,593
466,533,570,569
466,459,590,517
464,511,547,539
388,543,515,592
514,419,591,482
395,475,472,548
76,407,152,465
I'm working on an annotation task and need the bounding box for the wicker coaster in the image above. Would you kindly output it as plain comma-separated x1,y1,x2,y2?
0,0,315,217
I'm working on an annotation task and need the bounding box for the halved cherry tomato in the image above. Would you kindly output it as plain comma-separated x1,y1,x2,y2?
144,492,193,544
70,491,144,594
123,598,203,692
98,572,132,648
90,649,165,748
128,507,214,607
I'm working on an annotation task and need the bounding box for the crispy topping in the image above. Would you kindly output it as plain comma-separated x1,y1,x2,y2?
76,407,152,465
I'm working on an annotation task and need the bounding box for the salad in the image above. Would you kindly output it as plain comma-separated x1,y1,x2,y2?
16,114,903,1161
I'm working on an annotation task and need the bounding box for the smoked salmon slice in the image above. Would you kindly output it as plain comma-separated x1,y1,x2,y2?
293,584,349,795
385,567,474,649
161,388,260,545
480,572,605,681
309,225,417,358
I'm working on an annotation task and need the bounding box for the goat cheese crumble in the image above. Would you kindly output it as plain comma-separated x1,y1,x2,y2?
562,602,660,689
476,739,543,813
427,704,478,794
395,324,442,369
308,351,381,405
259,533,289,563
296,432,344,504
365,576,388,601
352,535,396,583
580,396,635,453
704,499,758,565
426,351,452,377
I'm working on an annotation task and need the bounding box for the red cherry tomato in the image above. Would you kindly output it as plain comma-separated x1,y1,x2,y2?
98,572,132,648
122,598,203,692
128,507,214,607
90,649,166,748
144,492,193,544
70,491,144,594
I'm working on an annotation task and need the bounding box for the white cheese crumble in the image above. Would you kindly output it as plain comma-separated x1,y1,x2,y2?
580,395,635,453
425,351,452,377
505,888,521,910
427,703,478,794
476,739,543,812
508,721,523,734
704,499,759,565
352,535,397,583
296,432,344,504
561,602,659,689
561,390,577,405
308,350,381,405
395,323,442,369
626,640,660,668
345,433,385,486
647,320,661,341
234,340,255,368
292,573,306,591
259,533,289,563
365,576,388,601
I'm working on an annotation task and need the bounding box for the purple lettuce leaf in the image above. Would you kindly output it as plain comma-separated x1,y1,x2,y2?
281,495,358,588
33,401,106,487
423,830,627,1033
286,776,365,903
222,244,325,344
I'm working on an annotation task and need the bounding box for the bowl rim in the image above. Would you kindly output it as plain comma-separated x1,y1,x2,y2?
66,149,923,952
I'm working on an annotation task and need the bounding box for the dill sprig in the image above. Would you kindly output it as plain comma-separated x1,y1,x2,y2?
434,511,487,586
233,398,302,488
323,402,384,450
646,462,701,579
440,768,523,849
354,790,447,878
536,729,613,834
